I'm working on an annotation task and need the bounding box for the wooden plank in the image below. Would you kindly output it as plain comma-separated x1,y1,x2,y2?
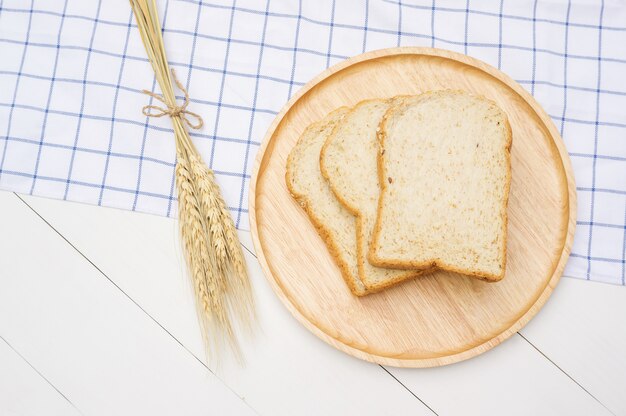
387,334,613,416
20,192,623,416
16,193,433,416
520,277,626,415
0,191,257,416
0,337,80,416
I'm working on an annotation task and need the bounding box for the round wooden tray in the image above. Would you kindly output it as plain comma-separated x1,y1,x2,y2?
249,47,576,367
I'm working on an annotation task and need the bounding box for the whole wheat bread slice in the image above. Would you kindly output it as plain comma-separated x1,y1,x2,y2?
285,108,370,296
320,98,426,291
370,90,512,281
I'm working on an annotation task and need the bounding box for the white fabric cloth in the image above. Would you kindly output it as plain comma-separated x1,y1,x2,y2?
0,0,625,284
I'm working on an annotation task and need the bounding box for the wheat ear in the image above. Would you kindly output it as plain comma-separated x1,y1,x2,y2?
176,147,239,358
187,151,256,332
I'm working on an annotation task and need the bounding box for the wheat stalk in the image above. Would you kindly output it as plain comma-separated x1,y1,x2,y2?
130,0,255,362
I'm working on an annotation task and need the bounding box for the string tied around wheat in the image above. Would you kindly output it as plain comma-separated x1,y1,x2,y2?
141,70,204,130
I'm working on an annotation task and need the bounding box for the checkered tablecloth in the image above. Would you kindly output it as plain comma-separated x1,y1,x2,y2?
0,0,624,284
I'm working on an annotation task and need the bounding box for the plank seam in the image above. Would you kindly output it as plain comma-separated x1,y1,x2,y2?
380,365,439,415
517,332,616,416
0,334,84,415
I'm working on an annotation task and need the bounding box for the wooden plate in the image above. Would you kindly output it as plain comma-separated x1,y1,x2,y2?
249,47,576,367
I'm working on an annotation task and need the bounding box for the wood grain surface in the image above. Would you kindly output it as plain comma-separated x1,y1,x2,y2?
249,47,577,367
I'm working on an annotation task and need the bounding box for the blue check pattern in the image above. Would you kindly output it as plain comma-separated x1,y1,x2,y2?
0,0,624,285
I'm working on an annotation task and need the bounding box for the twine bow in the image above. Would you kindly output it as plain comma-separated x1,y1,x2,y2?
142,70,204,130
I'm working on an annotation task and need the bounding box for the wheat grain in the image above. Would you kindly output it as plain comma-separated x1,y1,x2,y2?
188,151,256,333
189,151,227,263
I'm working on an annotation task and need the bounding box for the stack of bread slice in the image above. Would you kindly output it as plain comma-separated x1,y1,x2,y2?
286,90,512,296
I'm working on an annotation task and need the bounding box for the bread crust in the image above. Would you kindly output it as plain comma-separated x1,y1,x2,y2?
285,107,371,296
368,90,512,282
319,98,430,291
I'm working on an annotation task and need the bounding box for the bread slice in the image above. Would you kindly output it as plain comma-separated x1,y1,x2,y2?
320,98,426,291
369,90,512,281
286,108,370,296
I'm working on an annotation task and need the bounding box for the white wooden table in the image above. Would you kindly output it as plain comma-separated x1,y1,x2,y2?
0,189,624,416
